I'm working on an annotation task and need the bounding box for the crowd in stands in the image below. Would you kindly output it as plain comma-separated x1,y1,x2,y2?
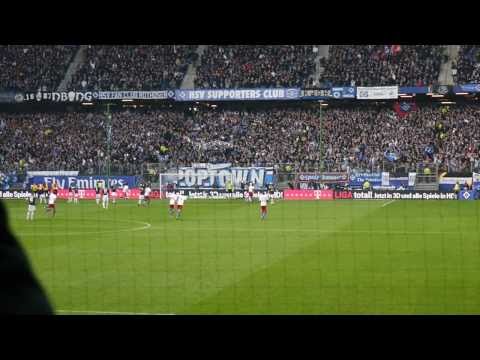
0,108,321,175
0,45,454,93
323,105,480,173
452,45,480,84
67,45,197,91
320,45,445,87
1,104,479,176
194,46,318,88
0,45,78,91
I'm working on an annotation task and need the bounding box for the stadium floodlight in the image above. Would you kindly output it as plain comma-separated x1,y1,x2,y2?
441,101,456,104
399,95,413,98
455,92,469,95
81,102,94,106
121,99,134,102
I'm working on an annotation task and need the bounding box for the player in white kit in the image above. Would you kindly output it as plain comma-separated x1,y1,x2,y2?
144,185,152,206
259,192,269,220
102,187,109,209
46,191,57,217
175,193,186,219
123,184,129,199
168,192,177,216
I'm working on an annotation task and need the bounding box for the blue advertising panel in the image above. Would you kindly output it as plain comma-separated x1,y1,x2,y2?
0,171,19,190
452,84,480,93
349,171,382,187
398,86,430,94
331,87,356,99
174,88,301,101
458,190,476,201
28,176,137,189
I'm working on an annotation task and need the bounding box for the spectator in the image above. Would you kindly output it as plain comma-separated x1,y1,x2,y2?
194,45,317,88
67,45,197,91
0,104,479,175
0,45,78,91
320,45,445,87
455,45,480,84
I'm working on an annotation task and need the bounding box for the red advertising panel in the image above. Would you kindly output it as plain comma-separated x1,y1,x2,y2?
56,188,161,199
283,189,334,200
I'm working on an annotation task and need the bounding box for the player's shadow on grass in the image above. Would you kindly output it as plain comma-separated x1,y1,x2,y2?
0,201,53,314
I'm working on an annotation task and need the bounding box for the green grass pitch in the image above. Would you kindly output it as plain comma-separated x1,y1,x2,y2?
3,198,480,314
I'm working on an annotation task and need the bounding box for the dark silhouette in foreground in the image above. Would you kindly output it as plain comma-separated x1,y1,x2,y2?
0,201,53,314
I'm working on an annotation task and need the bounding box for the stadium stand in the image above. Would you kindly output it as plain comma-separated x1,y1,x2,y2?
0,45,78,91
323,104,480,174
67,45,197,91
453,45,480,84
320,45,445,87
1,104,479,176
194,45,318,88
0,108,319,174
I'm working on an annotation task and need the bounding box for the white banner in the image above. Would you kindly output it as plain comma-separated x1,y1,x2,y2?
356,86,398,100
473,172,480,184
27,171,79,177
408,172,416,187
0,190,31,199
439,177,471,185
381,172,390,186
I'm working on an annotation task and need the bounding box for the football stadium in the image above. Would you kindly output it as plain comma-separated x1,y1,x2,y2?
1,45,480,314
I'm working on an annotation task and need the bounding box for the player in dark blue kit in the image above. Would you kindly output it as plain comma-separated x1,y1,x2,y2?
111,186,117,205
68,186,74,203
138,184,146,206
26,193,37,221
73,186,79,204
95,184,101,205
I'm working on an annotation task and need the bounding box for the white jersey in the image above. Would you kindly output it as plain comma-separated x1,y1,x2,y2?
248,185,255,193
176,195,186,206
145,187,151,197
123,185,129,192
169,193,177,205
48,193,57,205
259,194,269,206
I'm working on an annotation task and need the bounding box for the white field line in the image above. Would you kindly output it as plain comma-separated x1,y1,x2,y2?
145,226,468,235
16,220,151,236
381,200,396,207
56,310,175,315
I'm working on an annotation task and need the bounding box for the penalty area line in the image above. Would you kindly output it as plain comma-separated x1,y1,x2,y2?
381,200,396,207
